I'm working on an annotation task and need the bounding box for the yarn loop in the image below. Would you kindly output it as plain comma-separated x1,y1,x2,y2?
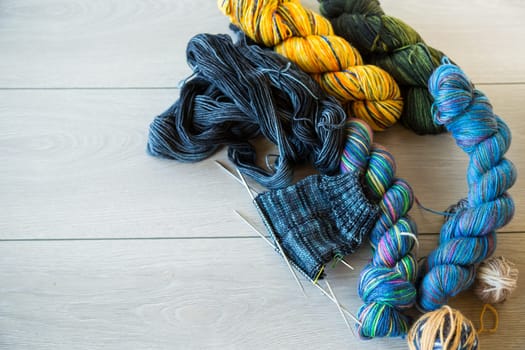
148,33,346,189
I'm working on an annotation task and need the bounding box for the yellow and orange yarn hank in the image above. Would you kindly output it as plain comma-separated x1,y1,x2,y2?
219,0,403,131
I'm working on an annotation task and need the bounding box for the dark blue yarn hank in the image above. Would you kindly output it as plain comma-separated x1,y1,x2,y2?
255,171,379,279
147,33,347,189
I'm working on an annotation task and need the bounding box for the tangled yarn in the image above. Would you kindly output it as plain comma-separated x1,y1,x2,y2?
148,33,347,189
418,59,516,311
474,256,518,304
147,32,418,337
219,0,403,131
408,306,479,350
319,0,446,134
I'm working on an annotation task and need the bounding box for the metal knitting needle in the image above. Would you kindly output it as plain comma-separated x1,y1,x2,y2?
339,259,355,271
235,168,307,297
332,254,355,271
325,279,355,336
236,167,257,200
234,210,361,325
216,161,356,272
214,160,258,193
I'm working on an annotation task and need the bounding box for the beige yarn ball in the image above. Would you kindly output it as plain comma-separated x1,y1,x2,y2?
474,256,518,304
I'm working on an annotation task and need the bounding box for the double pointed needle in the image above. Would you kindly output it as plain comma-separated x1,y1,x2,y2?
234,167,307,298
216,160,360,327
234,210,361,326
325,280,355,336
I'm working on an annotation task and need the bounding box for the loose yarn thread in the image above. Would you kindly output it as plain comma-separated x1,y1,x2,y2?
319,0,447,134
418,59,516,311
478,303,499,334
147,32,418,338
474,256,518,304
219,0,403,131
408,306,479,350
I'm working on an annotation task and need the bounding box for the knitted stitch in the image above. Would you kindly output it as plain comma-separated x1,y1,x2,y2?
219,0,403,131
319,0,446,134
418,59,516,311
255,172,379,279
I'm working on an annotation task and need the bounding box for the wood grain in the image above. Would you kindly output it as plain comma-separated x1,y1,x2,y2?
0,1,524,349
0,90,250,239
0,235,523,349
0,0,523,88
0,0,229,88
1,86,523,239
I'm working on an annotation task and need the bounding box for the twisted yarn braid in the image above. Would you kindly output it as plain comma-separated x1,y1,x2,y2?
341,119,418,338
418,59,516,311
219,0,403,131
319,0,446,134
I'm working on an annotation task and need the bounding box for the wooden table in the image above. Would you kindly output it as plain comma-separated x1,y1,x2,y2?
1,0,523,348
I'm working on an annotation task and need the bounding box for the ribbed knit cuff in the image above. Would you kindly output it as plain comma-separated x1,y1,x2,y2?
254,171,379,279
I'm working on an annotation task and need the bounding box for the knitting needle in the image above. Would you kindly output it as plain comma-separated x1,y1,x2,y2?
332,254,355,271
339,259,355,271
236,167,257,200
234,210,361,325
217,160,355,273
214,160,258,193
325,279,355,336
235,168,307,298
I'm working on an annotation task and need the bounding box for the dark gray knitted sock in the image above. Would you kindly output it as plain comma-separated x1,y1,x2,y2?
254,171,379,279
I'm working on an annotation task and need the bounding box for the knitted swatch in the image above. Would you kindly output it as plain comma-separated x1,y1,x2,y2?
319,0,446,134
418,59,516,310
219,0,403,131
256,172,379,279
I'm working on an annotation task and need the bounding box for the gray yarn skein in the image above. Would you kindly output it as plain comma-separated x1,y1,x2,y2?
147,33,347,189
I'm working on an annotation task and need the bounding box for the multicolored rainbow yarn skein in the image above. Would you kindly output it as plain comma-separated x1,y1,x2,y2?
418,59,516,311
318,0,448,134
218,0,403,131
147,32,418,338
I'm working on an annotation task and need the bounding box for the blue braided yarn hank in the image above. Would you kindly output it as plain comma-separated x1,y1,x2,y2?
418,58,517,311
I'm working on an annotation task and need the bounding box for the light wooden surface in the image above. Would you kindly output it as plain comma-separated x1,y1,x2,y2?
0,0,523,349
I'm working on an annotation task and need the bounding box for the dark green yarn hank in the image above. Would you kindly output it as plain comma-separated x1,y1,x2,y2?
319,0,446,134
